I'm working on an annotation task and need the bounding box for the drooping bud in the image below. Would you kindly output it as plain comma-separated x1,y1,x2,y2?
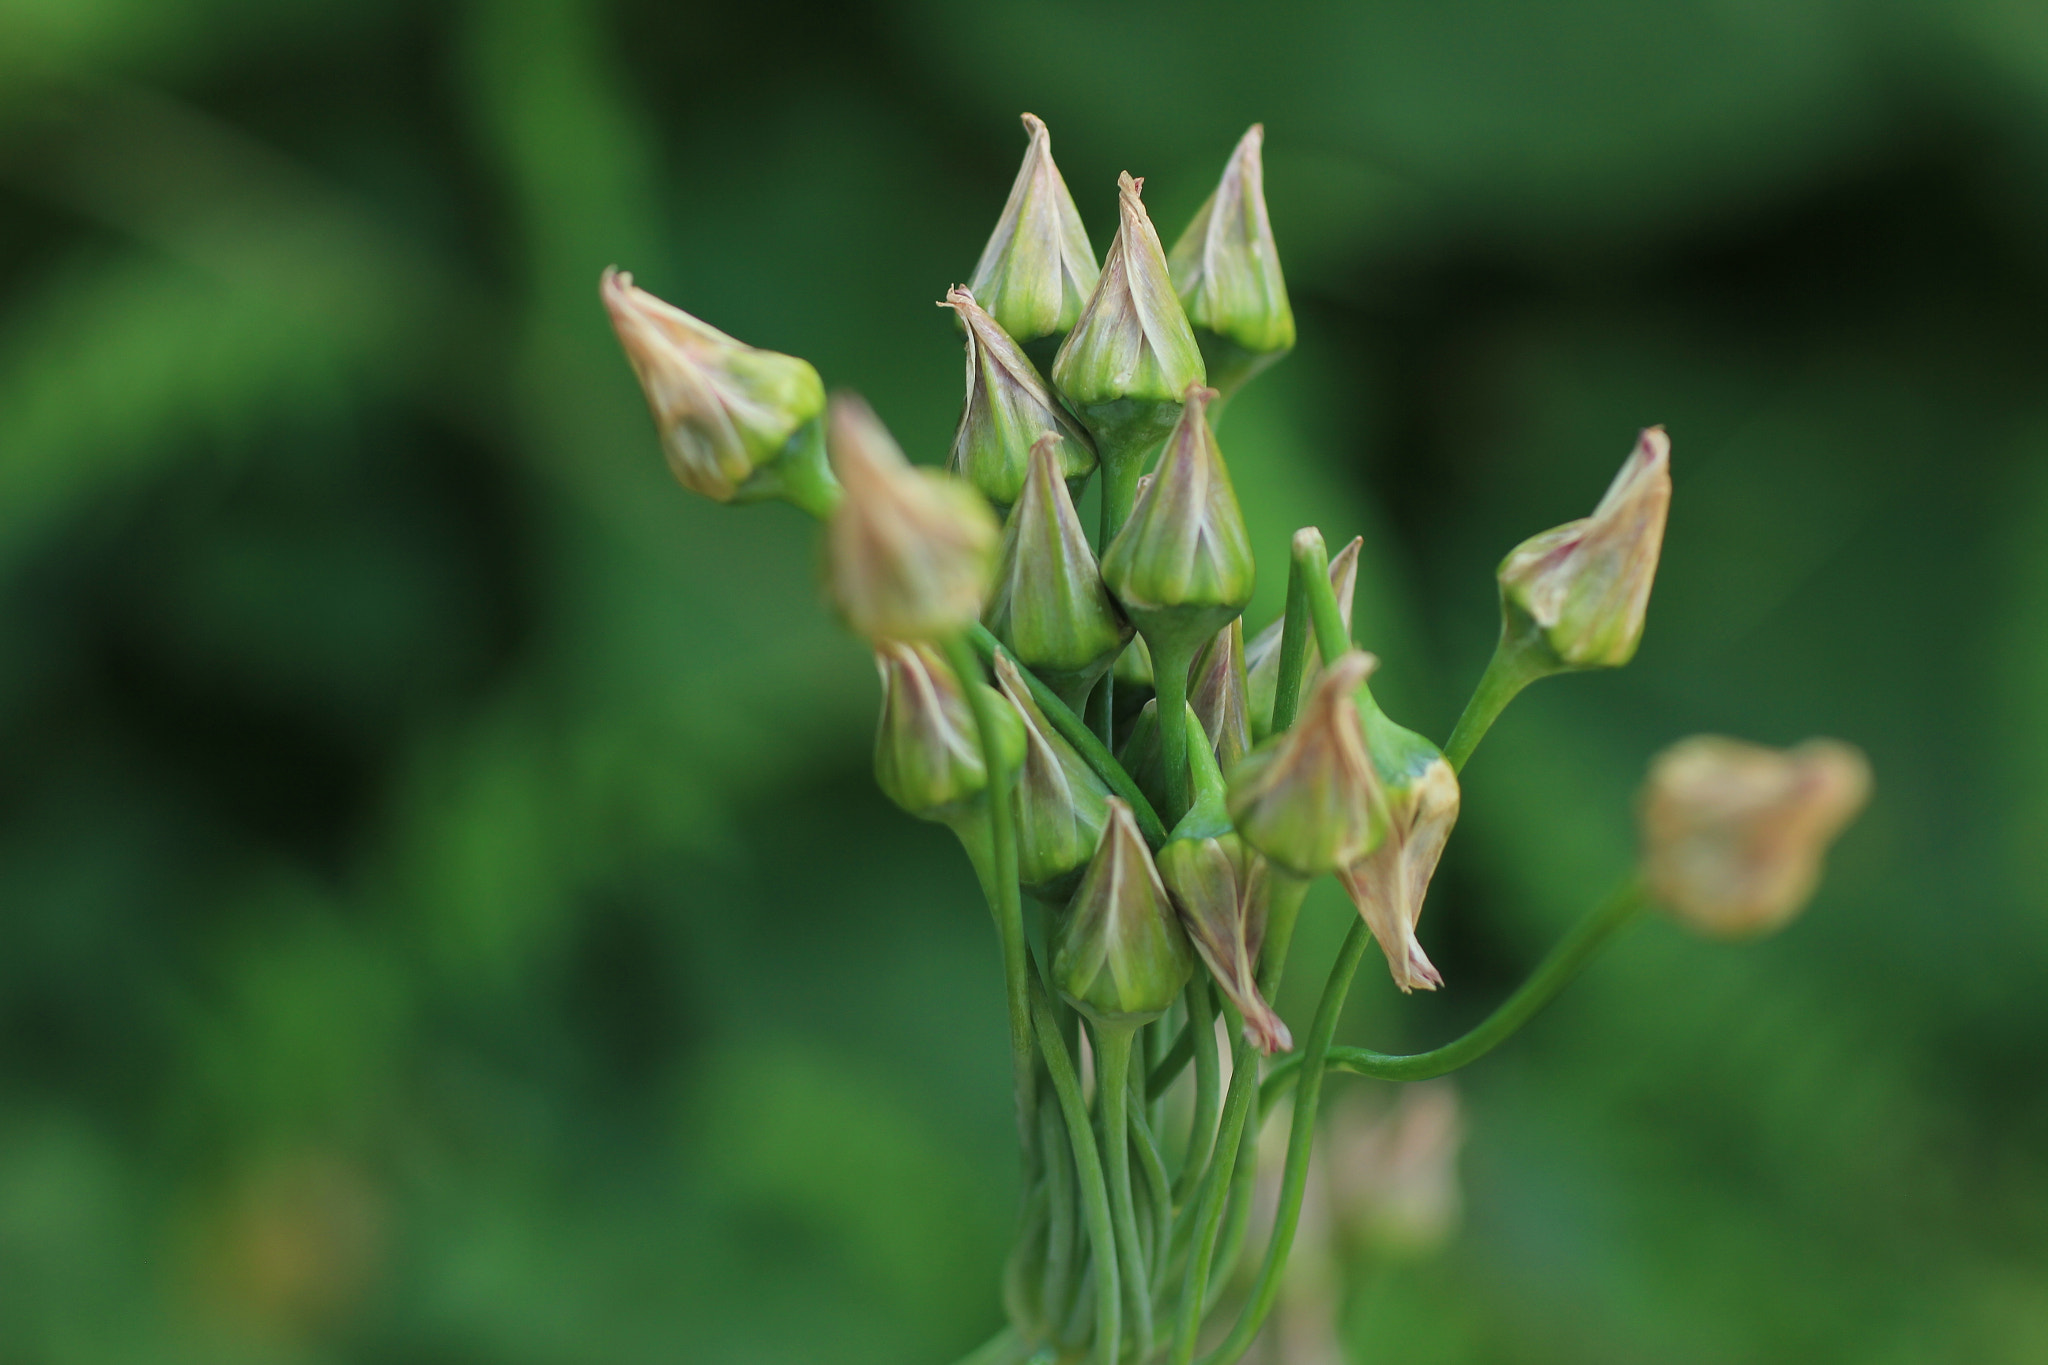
873,642,1024,821
1051,173,1206,460
1166,125,1294,398
982,434,1131,708
1051,800,1195,1028
1100,383,1255,659
1498,428,1672,671
993,653,1113,900
1187,617,1252,776
1157,707,1291,1053
939,287,1096,508
1337,731,1457,994
1227,651,1389,877
826,394,999,642
601,268,827,504
1639,736,1871,939
1247,535,1360,740
967,113,1101,345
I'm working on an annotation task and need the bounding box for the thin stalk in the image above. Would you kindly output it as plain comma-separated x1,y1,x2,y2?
1032,988,1121,1365
1150,638,1197,826
1147,1020,1195,1100
1039,1096,1080,1333
1259,871,1311,1000
1269,537,1319,734
1128,1100,1174,1295
1093,1023,1154,1362
945,634,1037,1157
970,625,1168,847
1168,1002,1259,1365
1443,636,1548,774
1174,980,1221,1203
1261,880,1647,1106
1299,544,1351,665
1195,919,1374,1365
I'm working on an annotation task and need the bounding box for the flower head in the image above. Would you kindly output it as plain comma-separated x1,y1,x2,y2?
1338,752,1457,994
993,653,1113,900
1227,651,1389,877
1051,799,1195,1028
939,286,1096,508
1167,125,1295,358
967,113,1100,344
873,642,1023,821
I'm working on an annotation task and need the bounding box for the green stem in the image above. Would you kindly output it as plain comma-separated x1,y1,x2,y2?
948,1326,1035,1365
1269,543,1317,735
1259,871,1311,1000
1174,980,1221,1203
970,625,1168,848
1261,880,1647,1106
1196,919,1373,1365
1299,540,1351,665
1169,1004,1259,1365
1031,988,1121,1365
945,634,1037,1158
1128,1098,1175,1296
1146,1020,1195,1100
1150,638,1197,827
1039,1096,1081,1336
1094,1023,1153,1362
1442,635,1548,774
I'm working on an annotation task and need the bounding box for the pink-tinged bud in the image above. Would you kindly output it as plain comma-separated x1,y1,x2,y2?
1188,617,1252,776
1337,754,1457,993
1227,651,1390,877
1051,799,1195,1028
1325,1083,1464,1257
1246,534,1360,740
872,642,1024,822
967,113,1101,344
826,394,1000,643
600,268,825,502
1157,827,1291,1053
1639,736,1871,939
1166,124,1294,397
1498,428,1672,670
993,653,1113,900
939,287,1096,507
1051,173,1206,457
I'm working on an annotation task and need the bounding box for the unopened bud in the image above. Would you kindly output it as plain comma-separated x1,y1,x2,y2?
827,394,999,642
1325,1084,1464,1257
873,642,1024,821
1227,652,1389,877
1100,384,1255,657
1639,736,1871,938
940,288,1096,508
982,434,1131,707
1247,535,1360,740
1187,617,1252,775
1498,428,1671,671
1337,736,1457,994
1166,125,1294,396
1051,173,1206,457
993,653,1113,900
1051,800,1195,1028
968,113,1101,344
601,268,826,503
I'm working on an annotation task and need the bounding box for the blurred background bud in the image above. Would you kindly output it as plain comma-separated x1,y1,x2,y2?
982,434,1130,710
967,113,1099,345
993,653,1111,901
1325,1084,1465,1258
1247,536,1360,740
1640,736,1872,938
1051,173,1206,459
1167,124,1295,399
601,268,826,503
872,641,1021,821
1229,652,1389,876
827,394,998,642
1499,427,1672,671
940,287,1096,508
1051,799,1194,1028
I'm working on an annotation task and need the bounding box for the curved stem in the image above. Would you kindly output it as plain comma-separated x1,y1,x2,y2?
1039,1096,1080,1335
1261,880,1647,1108
1196,919,1374,1365
1442,636,1547,774
1031,988,1121,1365
1174,980,1221,1203
1299,540,1351,666
971,625,1168,848
1168,1003,1259,1365
945,634,1038,1160
1094,1023,1153,1362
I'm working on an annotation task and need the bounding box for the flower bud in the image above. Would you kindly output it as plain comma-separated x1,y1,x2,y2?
1227,652,1389,877
1166,125,1294,396
1051,800,1195,1028
601,268,826,503
1051,173,1206,457
1187,617,1252,776
1099,383,1255,658
1639,736,1871,939
982,434,1131,707
1246,535,1360,740
1337,727,1457,993
826,393,1000,642
873,641,1024,821
939,287,1097,508
1325,1084,1464,1258
1498,428,1671,671
967,113,1101,345
993,653,1113,900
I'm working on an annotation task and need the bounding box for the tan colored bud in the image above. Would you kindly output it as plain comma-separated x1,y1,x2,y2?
826,394,999,642
1157,831,1291,1054
1227,651,1389,877
872,642,1023,821
993,653,1113,899
1325,1083,1464,1257
967,113,1101,344
1498,427,1671,669
1246,534,1360,740
1051,799,1195,1028
939,287,1096,507
1337,754,1457,993
1167,124,1295,357
1188,617,1252,775
1639,736,1871,938
600,268,825,502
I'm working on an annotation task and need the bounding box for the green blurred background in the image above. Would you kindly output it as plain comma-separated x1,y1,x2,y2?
3,1,2046,1360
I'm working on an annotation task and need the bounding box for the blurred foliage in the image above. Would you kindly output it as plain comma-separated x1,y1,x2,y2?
2,0,2047,1361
